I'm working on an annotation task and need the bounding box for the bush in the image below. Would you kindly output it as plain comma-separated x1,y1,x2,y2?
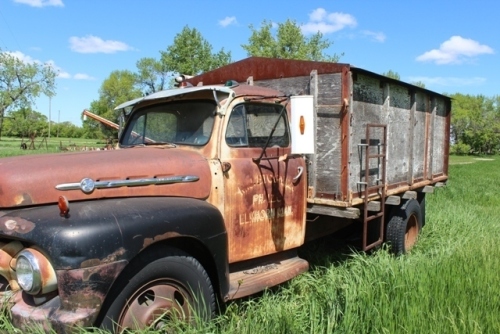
450,142,471,155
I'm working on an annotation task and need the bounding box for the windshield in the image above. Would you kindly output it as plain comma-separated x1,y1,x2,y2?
120,100,216,146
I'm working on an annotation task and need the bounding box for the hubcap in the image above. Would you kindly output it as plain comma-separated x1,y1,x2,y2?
117,278,192,331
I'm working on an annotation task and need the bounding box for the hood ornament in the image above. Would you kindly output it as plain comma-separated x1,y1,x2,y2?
56,175,199,194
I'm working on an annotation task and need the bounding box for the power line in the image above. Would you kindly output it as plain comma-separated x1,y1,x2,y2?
0,6,22,51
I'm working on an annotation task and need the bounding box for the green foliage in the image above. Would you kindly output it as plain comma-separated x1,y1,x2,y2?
84,70,142,139
0,49,56,139
135,57,170,95
451,93,500,154
381,70,400,80
411,80,426,88
160,26,232,76
242,19,341,62
450,142,471,155
1,108,47,137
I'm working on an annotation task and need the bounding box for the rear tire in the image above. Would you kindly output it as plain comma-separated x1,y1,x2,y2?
386,199,422,255
99,248,215,332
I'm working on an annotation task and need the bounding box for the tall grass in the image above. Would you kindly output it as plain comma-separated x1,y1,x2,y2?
1,155,499,333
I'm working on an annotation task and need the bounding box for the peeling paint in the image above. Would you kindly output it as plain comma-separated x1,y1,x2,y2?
142,231,181,248
0,217,35,234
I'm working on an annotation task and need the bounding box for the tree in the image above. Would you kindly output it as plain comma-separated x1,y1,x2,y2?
451,93,500,154
242,20,341,62
0,50,56,140
3,107,48,138
382,70,400,80
160,26,231,77
84,70,142,139
135,57,170,95
411,81,426,88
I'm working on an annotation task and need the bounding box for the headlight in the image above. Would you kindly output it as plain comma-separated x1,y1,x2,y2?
16,252,41,294
15,249,57,295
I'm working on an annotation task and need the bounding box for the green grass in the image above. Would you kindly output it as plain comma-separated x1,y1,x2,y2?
0,136,109,158
1,152,499,333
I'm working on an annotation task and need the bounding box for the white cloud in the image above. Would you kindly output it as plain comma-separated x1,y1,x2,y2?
416,36,494,65
57,71,71,79
362,30,386,43
69,35,133,54
301,8,357,34
408,76,487,87
3,51,92,80
4,50,38,63
14,0,63,7
73,73,95,80
219,16,237,27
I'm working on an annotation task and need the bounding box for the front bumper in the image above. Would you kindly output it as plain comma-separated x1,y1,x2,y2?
1,260,127,333
9,293,97,333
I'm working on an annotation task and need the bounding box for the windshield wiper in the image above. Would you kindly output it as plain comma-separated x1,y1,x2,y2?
143,141,177,148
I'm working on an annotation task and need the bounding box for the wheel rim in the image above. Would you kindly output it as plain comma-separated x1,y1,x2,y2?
117,278,193,331
404,214,419,251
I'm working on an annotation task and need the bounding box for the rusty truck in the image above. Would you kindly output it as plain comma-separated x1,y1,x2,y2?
0,57,450,332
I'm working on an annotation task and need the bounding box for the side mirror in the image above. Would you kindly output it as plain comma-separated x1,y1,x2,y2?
290,95,315,154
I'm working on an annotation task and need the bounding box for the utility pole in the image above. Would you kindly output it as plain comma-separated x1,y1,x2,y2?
48,96,51,139
57,110,60,138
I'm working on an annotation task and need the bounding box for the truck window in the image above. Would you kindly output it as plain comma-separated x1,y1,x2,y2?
225,103,290,148
121,100,216,146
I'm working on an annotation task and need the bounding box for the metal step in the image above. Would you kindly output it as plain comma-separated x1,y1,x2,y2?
227,254,309,300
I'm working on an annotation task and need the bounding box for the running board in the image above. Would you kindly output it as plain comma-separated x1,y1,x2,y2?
226,254,309,300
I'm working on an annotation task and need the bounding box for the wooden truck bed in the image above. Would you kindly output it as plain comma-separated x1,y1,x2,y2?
189,57,451,217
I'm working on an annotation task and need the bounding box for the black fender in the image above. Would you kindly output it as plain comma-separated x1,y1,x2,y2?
0,197,228,297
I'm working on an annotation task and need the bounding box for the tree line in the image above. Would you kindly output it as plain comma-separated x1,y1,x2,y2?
1,21,499,154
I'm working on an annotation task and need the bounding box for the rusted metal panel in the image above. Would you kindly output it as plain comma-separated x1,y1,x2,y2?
0,148,212,208
188,57,347,86
221,149,307,263
219,96,307,263
57,261,127,312
227,251,308,300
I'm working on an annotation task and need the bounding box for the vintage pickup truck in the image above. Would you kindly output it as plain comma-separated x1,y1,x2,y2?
0,57,450,332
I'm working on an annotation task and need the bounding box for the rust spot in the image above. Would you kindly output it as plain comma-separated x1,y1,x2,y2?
142,231,180,248
80,247,126,268
57,260,127,311
0,217,35,235
14,193,33,206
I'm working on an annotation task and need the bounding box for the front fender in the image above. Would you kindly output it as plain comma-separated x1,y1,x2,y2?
0,197,227,274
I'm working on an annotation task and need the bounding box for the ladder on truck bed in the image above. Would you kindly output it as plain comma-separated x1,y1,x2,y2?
359,124,387,251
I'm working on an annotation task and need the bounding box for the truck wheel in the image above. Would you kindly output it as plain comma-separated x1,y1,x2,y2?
386,199,422,255
100,249,215,332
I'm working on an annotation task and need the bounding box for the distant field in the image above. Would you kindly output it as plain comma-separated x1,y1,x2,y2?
0,147,498,333
0,136,110,158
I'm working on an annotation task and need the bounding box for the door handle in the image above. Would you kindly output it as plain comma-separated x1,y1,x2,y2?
293,166,304,182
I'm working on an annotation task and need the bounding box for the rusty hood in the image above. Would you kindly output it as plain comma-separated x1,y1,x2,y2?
0,147,212,208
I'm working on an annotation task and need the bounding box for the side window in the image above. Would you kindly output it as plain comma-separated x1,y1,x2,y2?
225,105,248,146
225,103,290,148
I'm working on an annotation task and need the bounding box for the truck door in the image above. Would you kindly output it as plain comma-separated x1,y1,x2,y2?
220,101,307,263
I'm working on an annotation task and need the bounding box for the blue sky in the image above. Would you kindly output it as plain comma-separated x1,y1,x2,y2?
1,0,498,126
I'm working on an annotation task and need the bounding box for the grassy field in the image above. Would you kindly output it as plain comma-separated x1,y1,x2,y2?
0,136,110,158
0,146,499,333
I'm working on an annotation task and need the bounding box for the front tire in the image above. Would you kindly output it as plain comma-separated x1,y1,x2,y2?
100,248,215,332
386,199,422,255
